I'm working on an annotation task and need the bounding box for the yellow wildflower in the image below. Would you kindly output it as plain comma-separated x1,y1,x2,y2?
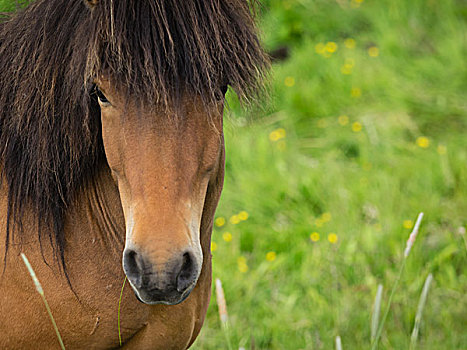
222,232,232,242
344,38,356,49
284,76,295,87
215,217,226,227
340,64,353,75
269,128,286,142
328,233,338,244
350,0,363,8
416,136,430,148
351,87,362,98
269,130,280,142
325,41,338,53
276,128,286,138
315,43,326,54
266,251,277,262
229,215,241,224
238,263,248,273
211,241,218,252
238,211,249,221
403,220,413,229
310,232,320,242
368,46,379,57
237,256,248,273
338,115,349,126
352,121,363,132
321,212,332,222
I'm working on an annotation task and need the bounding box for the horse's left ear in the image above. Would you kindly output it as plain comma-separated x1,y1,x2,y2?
85,0,98,8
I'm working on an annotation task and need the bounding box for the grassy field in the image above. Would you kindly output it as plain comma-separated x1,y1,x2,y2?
1,0,465,349
193,0,466,349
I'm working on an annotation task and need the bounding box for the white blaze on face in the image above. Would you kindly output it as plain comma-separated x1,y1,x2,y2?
188,176,209,258
188,200,204,268
124,205,136,248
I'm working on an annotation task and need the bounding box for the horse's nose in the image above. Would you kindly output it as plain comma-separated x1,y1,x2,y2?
122,248,199,304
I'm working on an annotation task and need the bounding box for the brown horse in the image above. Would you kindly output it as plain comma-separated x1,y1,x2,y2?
0,0,267,348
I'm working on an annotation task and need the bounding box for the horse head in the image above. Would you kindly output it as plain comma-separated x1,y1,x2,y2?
95,76,225,305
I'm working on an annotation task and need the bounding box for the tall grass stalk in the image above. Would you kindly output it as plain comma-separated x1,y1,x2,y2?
371,284,384,342
371,213,424,350
410,273,433,350
335,335,343,350
118,276,127,347
21,253,66,350
215,278,233,350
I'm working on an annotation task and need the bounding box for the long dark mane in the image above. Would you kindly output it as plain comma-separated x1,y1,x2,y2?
0,0,267,272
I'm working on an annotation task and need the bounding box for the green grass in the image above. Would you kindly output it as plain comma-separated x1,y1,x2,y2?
193,0,466,348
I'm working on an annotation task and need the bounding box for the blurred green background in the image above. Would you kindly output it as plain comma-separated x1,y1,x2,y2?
2,0,466,349
196,0,466,349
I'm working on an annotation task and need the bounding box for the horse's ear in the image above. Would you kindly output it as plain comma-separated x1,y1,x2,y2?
85,0,98,8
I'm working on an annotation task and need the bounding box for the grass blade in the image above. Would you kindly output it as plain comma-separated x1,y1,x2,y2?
21,253,66,350
371,284,383,342
410,273,433,350
118,276,127,346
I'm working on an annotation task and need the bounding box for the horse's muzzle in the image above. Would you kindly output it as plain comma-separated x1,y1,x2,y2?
122,248,200,305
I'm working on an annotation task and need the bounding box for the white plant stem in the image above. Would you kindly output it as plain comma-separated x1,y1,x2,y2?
410,273,433,350
21,253,66,350
371,284,384,342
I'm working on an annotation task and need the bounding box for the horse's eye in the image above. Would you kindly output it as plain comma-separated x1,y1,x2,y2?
95,87,111,106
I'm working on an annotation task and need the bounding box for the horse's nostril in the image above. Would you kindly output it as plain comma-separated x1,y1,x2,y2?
176,251,197,292
123,249,143,288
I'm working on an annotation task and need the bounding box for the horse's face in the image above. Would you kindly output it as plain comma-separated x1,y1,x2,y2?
95,77,224,305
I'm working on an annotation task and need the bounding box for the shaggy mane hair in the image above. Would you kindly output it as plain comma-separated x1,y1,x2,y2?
0,0,267,273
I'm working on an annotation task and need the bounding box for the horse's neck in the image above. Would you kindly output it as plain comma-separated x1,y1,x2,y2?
0,163,125,264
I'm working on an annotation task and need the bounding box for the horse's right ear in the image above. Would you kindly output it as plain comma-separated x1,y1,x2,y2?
85,0,98,8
